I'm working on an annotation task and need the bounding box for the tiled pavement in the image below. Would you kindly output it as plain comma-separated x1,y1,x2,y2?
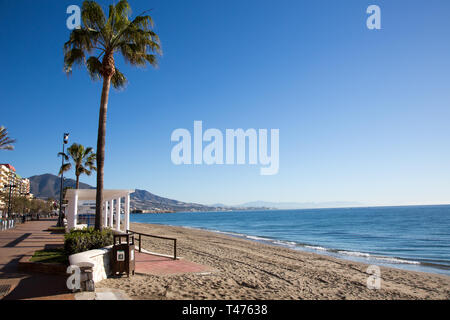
135,251,214,275
0,219,214,299
0,218,74,300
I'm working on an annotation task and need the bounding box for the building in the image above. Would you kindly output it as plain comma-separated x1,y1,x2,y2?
0,164,32,214
65,189,134,232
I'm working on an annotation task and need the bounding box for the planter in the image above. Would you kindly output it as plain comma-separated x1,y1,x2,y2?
18,255,68,275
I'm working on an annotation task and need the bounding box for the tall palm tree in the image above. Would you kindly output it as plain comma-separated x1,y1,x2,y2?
0,126,16,150
63,0,161,230
59,143,97,189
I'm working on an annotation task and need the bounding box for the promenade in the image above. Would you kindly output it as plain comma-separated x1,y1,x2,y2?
0,218,74,300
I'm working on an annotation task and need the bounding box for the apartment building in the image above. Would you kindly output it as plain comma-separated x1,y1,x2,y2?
0,164,32,211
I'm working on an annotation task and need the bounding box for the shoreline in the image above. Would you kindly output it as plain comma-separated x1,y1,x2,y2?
176,225,450,276
98,222,450,300
130,203,450,214
131,209,450,276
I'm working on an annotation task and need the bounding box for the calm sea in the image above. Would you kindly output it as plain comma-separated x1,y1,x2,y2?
130,205,450,275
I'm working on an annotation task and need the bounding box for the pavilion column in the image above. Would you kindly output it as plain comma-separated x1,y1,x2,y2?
109,200,114,228
124,194,130,232
103,201,108,228
72,191,78,229
115,197,121,231
67,197,75,230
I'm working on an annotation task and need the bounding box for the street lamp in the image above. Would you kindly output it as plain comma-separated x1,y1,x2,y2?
58,133,69,227
19,192,30,223
4,183,16,218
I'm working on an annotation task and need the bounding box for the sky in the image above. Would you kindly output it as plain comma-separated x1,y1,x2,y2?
1,0,450,206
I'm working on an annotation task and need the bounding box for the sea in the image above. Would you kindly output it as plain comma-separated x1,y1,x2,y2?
130,205,450,276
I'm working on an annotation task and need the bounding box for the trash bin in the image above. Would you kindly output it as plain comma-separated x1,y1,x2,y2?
111,233,135,277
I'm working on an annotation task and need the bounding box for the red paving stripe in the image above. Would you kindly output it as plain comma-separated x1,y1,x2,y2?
134,251,212,275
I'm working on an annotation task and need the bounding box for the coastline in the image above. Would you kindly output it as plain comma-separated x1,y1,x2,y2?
97,222,450,300
183,226,450,276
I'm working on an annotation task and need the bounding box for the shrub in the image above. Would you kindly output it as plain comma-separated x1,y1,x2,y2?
64,227,114,255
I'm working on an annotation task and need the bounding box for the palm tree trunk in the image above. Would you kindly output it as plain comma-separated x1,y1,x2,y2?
94,75,112,230
76,174,80,189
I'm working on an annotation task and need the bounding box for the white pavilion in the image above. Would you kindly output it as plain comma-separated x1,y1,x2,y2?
64,189,135,232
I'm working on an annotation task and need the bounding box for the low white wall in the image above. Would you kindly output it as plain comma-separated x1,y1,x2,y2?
68,246,113,283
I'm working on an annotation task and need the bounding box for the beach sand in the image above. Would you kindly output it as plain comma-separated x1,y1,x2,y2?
97,222,450,300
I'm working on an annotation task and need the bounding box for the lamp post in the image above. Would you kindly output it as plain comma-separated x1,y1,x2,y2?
19,192,30,222
58,133,69,227
4,183,17,219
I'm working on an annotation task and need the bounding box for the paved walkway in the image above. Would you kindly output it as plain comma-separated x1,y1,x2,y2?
0,218,74,300
135,251,213,275
0,219,213,299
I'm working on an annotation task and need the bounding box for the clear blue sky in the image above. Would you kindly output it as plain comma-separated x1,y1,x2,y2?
1,0,450,206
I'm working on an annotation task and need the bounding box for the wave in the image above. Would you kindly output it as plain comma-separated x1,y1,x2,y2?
205,227,424,265
210,229,424,266
337,250,421,265
304,245,328,251
172,225,448,272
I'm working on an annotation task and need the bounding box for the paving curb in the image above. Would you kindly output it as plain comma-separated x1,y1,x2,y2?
18,255,68,275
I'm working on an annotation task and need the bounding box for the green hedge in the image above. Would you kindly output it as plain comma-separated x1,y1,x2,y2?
64,227,114,255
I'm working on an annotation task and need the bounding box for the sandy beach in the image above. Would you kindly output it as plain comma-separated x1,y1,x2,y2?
97,222,450,300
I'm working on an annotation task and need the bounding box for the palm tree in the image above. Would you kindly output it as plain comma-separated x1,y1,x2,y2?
63,0,161,230
59,143,97,189
0,126,16,150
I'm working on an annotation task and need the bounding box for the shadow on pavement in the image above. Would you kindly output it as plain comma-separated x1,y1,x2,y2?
3,273,72,300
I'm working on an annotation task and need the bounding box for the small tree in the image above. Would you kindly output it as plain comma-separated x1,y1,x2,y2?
59,143,96,189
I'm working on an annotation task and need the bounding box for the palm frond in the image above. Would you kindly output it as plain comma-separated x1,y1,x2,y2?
64,0,161,93
64,28,101,53
81,1,106,32
111,67,127,89
0,126,16,150
86,56,103,80
115,0,131,18
59,163,72,176
64,48,86,74
58,152,69,161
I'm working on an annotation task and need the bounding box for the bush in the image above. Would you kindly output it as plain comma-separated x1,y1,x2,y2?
64,227,114,255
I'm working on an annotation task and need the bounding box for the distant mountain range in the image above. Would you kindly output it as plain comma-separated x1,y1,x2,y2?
237,201,363,210
29,174,94,199
29,173,363,213
29,173,220,213
130,189,218,212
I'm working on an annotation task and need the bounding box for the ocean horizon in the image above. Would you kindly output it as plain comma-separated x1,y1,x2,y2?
131,204,450,276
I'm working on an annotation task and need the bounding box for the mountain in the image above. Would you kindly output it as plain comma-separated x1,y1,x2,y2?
28,174,361,213
29,173,93,200
131,189,217,212
209,203,228,208
28,173,216,213
239,201,363,209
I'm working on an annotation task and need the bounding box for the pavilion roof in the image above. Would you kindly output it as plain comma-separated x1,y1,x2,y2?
64,189,135,201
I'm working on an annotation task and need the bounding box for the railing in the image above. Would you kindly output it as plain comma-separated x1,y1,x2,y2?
0,218,16,231
127,229,177,260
